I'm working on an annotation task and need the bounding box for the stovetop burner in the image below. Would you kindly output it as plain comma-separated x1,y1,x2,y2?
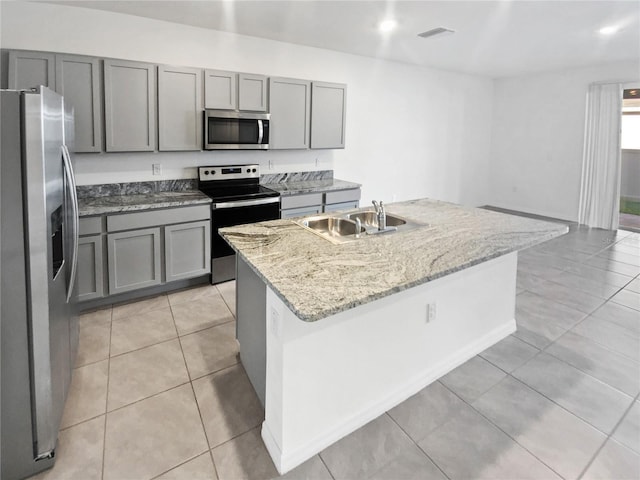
197,164,279,202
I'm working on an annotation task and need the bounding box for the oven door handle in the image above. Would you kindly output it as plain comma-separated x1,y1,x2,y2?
213,196,280,209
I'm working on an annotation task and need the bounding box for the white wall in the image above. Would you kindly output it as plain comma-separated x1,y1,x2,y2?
0,2,493,207
489,61,640,221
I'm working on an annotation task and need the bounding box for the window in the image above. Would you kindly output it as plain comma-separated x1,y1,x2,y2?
621,88,640,150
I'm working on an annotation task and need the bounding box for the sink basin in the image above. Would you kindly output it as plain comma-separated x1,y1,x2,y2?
300,217,365,239
347,211,407,228
295,210,426,243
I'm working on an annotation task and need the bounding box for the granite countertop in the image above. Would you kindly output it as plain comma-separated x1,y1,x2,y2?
220,198,568,322
76,179,212,216
264,178,361,196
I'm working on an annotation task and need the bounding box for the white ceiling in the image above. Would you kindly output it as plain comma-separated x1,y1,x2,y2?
42,0,640,78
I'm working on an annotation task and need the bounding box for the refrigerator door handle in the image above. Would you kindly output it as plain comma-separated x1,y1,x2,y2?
61,145,79,303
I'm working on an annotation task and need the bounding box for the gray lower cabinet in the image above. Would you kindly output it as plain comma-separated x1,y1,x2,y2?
104,59,156,152
107,227,162,295
269,77,310,149
165,221,211,281
158,65,202,151
323,189,361,212
77,205,211,303
7,50,55,90
280,189,361,218
56,54,102,152
76,235,104,301
280,192,323,219
311,81,347,149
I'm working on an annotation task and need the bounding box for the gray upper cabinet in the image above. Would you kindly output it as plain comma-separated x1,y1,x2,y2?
56,55,102,152
7,50,55,90
158,65,202,151
238,73,268,112
310,81,347,149
204,69,237,110
104,59,156,152
269,77,310,149
204,70,268,112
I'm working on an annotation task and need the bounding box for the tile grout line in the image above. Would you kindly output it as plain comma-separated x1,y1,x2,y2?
101,306,114,480
506,350,636,436
540,329,640,398
383,411,452,480
316,452,337,480
559,315,640,364
170,299,222,480
576,391,640,480
437,379,567,480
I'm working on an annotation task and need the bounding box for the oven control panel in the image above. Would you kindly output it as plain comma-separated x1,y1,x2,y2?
199,164,260,182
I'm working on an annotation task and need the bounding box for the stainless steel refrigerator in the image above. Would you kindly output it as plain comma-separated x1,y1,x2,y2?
1,86,80,480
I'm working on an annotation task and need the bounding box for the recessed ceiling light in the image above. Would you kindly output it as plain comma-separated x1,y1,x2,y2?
599,25,620,35
418,27,455,39
378,19,397,33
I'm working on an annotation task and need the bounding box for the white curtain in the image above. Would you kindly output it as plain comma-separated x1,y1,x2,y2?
578,83,623,230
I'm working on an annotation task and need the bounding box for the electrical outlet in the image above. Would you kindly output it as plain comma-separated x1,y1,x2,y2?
268,159,274,170
152,164,162,175
315,157,319,167
426,303,437,323
392,194,397,202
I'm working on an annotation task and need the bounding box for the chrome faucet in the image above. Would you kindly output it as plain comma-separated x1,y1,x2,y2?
372,200,386,231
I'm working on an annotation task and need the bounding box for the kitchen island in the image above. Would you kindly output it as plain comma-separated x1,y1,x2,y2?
220,198,568,474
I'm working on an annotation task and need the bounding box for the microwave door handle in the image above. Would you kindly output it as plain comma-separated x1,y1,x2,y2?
61,144,79,302
257,119,264,144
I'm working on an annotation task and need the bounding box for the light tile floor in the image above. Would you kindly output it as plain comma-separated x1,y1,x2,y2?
32,225,640,480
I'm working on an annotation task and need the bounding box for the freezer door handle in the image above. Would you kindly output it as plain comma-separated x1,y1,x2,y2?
61,144,79,302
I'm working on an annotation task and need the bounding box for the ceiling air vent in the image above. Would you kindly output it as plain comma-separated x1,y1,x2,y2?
417,27,455,39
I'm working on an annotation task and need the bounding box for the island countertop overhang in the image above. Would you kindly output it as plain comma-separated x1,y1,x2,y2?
220,198,569,322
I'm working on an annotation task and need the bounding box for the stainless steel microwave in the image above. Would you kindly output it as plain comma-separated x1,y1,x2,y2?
204,110,270,150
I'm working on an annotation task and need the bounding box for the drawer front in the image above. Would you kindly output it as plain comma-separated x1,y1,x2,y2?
107,205,210,232
280,193,323,210
281,205,323,219
79,216,103,236
323,201,359,213
324,188,361,205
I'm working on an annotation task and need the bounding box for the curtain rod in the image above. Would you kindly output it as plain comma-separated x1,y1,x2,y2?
590,79,639,86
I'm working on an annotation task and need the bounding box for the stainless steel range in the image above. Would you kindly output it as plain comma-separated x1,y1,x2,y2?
198,164,280,284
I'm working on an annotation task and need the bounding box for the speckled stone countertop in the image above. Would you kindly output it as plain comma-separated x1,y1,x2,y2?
220,198,568,322
264,178,361,196
78,191,212,217
77,180,211,217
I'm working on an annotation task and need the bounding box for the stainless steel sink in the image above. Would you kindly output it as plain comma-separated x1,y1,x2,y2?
300,217,366,238
346,211,407,227
295,210,425,243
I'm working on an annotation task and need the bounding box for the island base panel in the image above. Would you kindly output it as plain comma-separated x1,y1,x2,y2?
236,256,267,406
261,252,518,474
